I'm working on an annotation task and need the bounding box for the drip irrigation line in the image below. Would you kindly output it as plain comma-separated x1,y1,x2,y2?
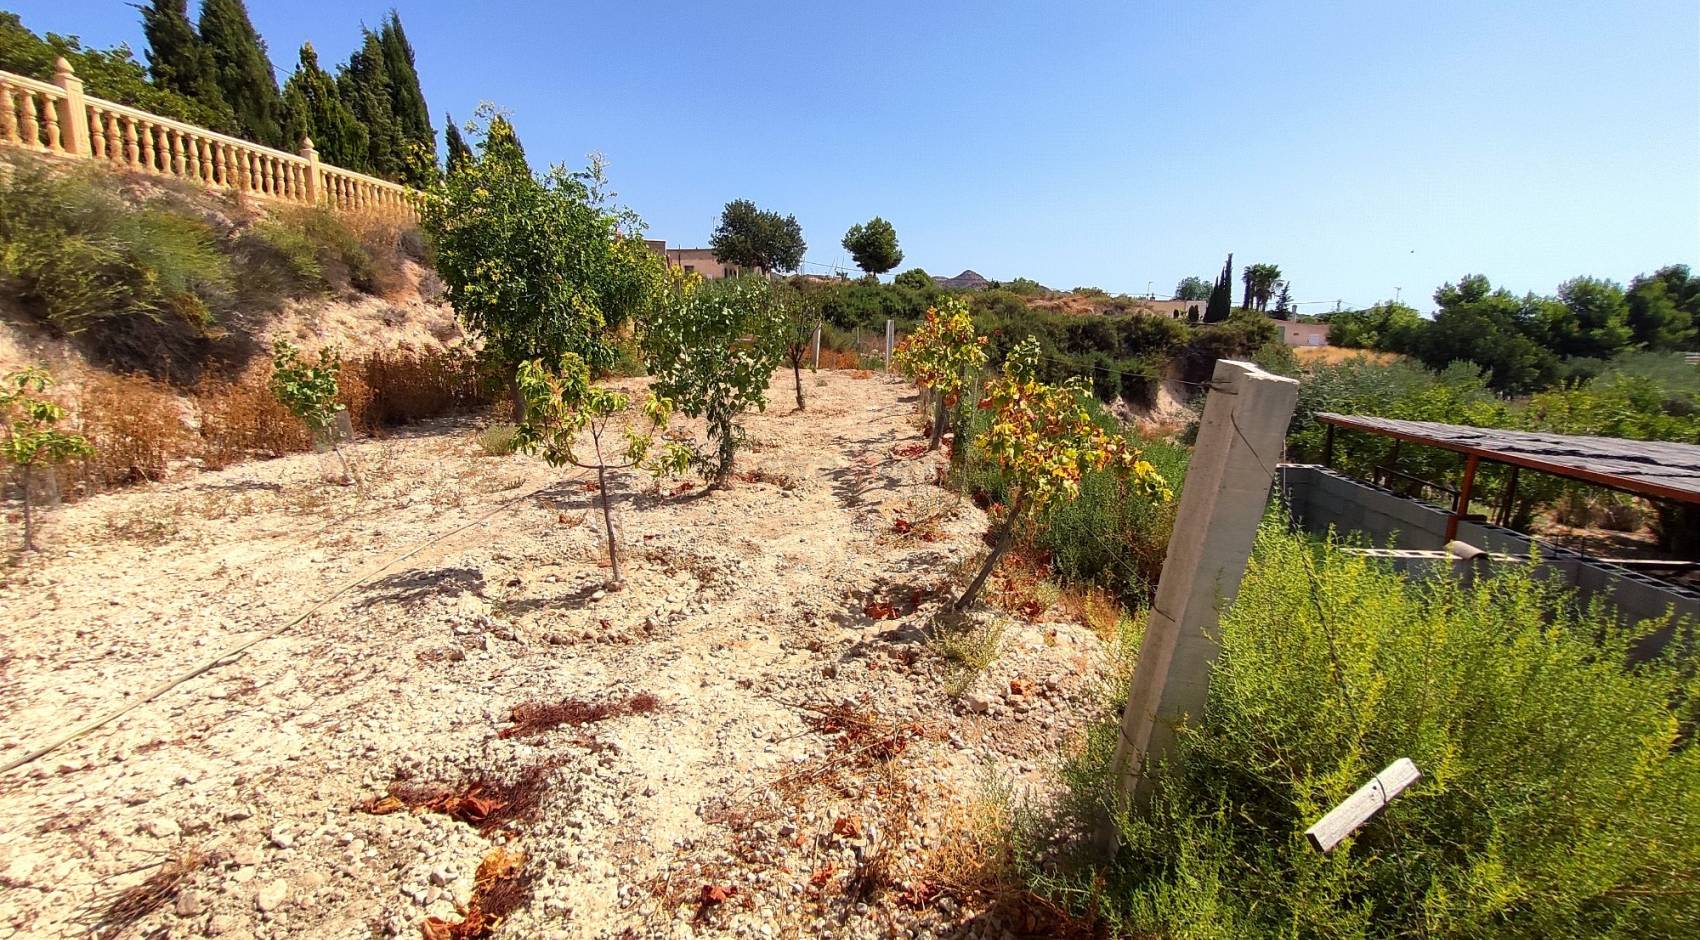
0,470,590,777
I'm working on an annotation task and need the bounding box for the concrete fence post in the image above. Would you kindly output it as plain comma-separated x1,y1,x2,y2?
885,319,894,371
811,324,821,370
1100,358,1299,850
51,57,90,157
300,137,321,206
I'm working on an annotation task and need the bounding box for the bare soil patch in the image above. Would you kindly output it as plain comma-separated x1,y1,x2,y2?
0,370,1115,938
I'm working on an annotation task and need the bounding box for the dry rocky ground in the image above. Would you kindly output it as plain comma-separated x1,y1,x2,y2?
0,370,1118,939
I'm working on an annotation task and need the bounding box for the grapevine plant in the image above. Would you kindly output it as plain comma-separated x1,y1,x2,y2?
955,336,1171,610
514,353,690,589
1,367,93,552
892,298,987,450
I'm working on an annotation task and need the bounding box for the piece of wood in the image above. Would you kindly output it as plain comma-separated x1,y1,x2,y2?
1305,757,1421,853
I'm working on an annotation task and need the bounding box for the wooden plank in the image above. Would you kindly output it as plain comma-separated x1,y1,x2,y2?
1305,758,1421,853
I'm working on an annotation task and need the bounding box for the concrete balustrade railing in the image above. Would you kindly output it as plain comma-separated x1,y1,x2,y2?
0,58,419,221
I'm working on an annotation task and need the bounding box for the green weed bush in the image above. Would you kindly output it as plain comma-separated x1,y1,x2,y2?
954,388,1188,601
1050,527,1700,939
0,157,232,335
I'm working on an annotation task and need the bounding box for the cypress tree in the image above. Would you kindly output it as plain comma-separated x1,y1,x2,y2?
481,114,528,173
378,11,435,185
281,43,367,170
198,0,284,147
443,113,472,173
139,0,232,127
1205,253,1233,323
340,29,406,181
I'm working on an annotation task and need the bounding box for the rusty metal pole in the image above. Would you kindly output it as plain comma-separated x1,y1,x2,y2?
1446,454,1479,543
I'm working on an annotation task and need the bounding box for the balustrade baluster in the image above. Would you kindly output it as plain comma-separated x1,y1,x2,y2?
20,93,39,149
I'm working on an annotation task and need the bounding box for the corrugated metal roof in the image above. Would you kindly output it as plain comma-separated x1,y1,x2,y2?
1317,413,1700,504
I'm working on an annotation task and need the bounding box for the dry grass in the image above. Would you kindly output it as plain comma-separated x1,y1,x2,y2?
79,848,206,939
497,692,661,739
75,371,194,487
816,348,862,369
916,794,1100,939
358,761,559,835
927,613,1007,694
1293,345,1400,366
421,847,533,940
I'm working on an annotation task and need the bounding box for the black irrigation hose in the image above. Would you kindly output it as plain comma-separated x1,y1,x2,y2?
0,471,587,777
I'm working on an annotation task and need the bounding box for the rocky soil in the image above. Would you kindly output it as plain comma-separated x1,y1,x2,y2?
0,370,1118,939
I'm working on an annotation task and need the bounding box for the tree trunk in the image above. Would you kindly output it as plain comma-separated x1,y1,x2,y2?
509,367,527,425
597,465,623,588
792,358,805,411
19,463,34,552
955,491,1024,610
929,393,947,450
591,433,623,588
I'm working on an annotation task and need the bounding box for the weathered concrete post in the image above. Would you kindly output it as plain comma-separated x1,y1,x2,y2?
300,137,321,206
884,319,894,371
811,325,821,370
51,57,90,157
1102,358,1298,848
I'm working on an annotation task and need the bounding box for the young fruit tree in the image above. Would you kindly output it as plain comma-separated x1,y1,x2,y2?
1,367,93,552
774,281,823,411
514,353,688,589
642,274,786,487
421,107,663,422
268,340,353,483
891,298,988,450
954,337,1171,610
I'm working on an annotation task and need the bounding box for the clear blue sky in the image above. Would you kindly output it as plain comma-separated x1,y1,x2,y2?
11,1,1698,312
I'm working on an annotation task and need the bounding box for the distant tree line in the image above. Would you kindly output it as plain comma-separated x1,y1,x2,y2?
0,4,439,187
1327,266,1700,394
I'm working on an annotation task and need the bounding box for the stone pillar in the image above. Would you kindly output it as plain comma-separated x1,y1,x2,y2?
1102,358,1299,847
301,137,321,206
51,57,90,157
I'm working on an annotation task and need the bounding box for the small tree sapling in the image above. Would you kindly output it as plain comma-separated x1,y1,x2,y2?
954,337,1170,610
514,353,687,589
774,281,823,411
268,339,354,483
1,367,93,552
641,274,786,486
891,299,987,450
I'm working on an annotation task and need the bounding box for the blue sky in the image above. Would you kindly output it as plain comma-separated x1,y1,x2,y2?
11,1,1698,312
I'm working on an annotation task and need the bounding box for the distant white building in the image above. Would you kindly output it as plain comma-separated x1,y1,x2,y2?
643,240,749,280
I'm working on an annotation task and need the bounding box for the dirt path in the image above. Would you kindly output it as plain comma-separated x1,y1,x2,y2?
0,370,1114,939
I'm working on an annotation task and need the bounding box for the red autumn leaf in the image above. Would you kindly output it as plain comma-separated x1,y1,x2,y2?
809,864,837,888
670,481,696,496
1009,676,1036,697
832,816,862,839
863,601,897,620
699,883,734,905
892,518,913,534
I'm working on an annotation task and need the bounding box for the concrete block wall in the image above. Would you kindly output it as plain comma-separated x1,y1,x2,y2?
1278,464,1700,642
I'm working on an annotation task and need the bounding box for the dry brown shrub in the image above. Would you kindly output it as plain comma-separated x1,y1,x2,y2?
498,692,660,739
817,348,861,369
342,212,412,298
193,370,308,469
349,345,486,427
76,372,195,487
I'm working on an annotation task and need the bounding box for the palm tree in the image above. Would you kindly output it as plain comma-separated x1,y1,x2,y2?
1243,263,1283,311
